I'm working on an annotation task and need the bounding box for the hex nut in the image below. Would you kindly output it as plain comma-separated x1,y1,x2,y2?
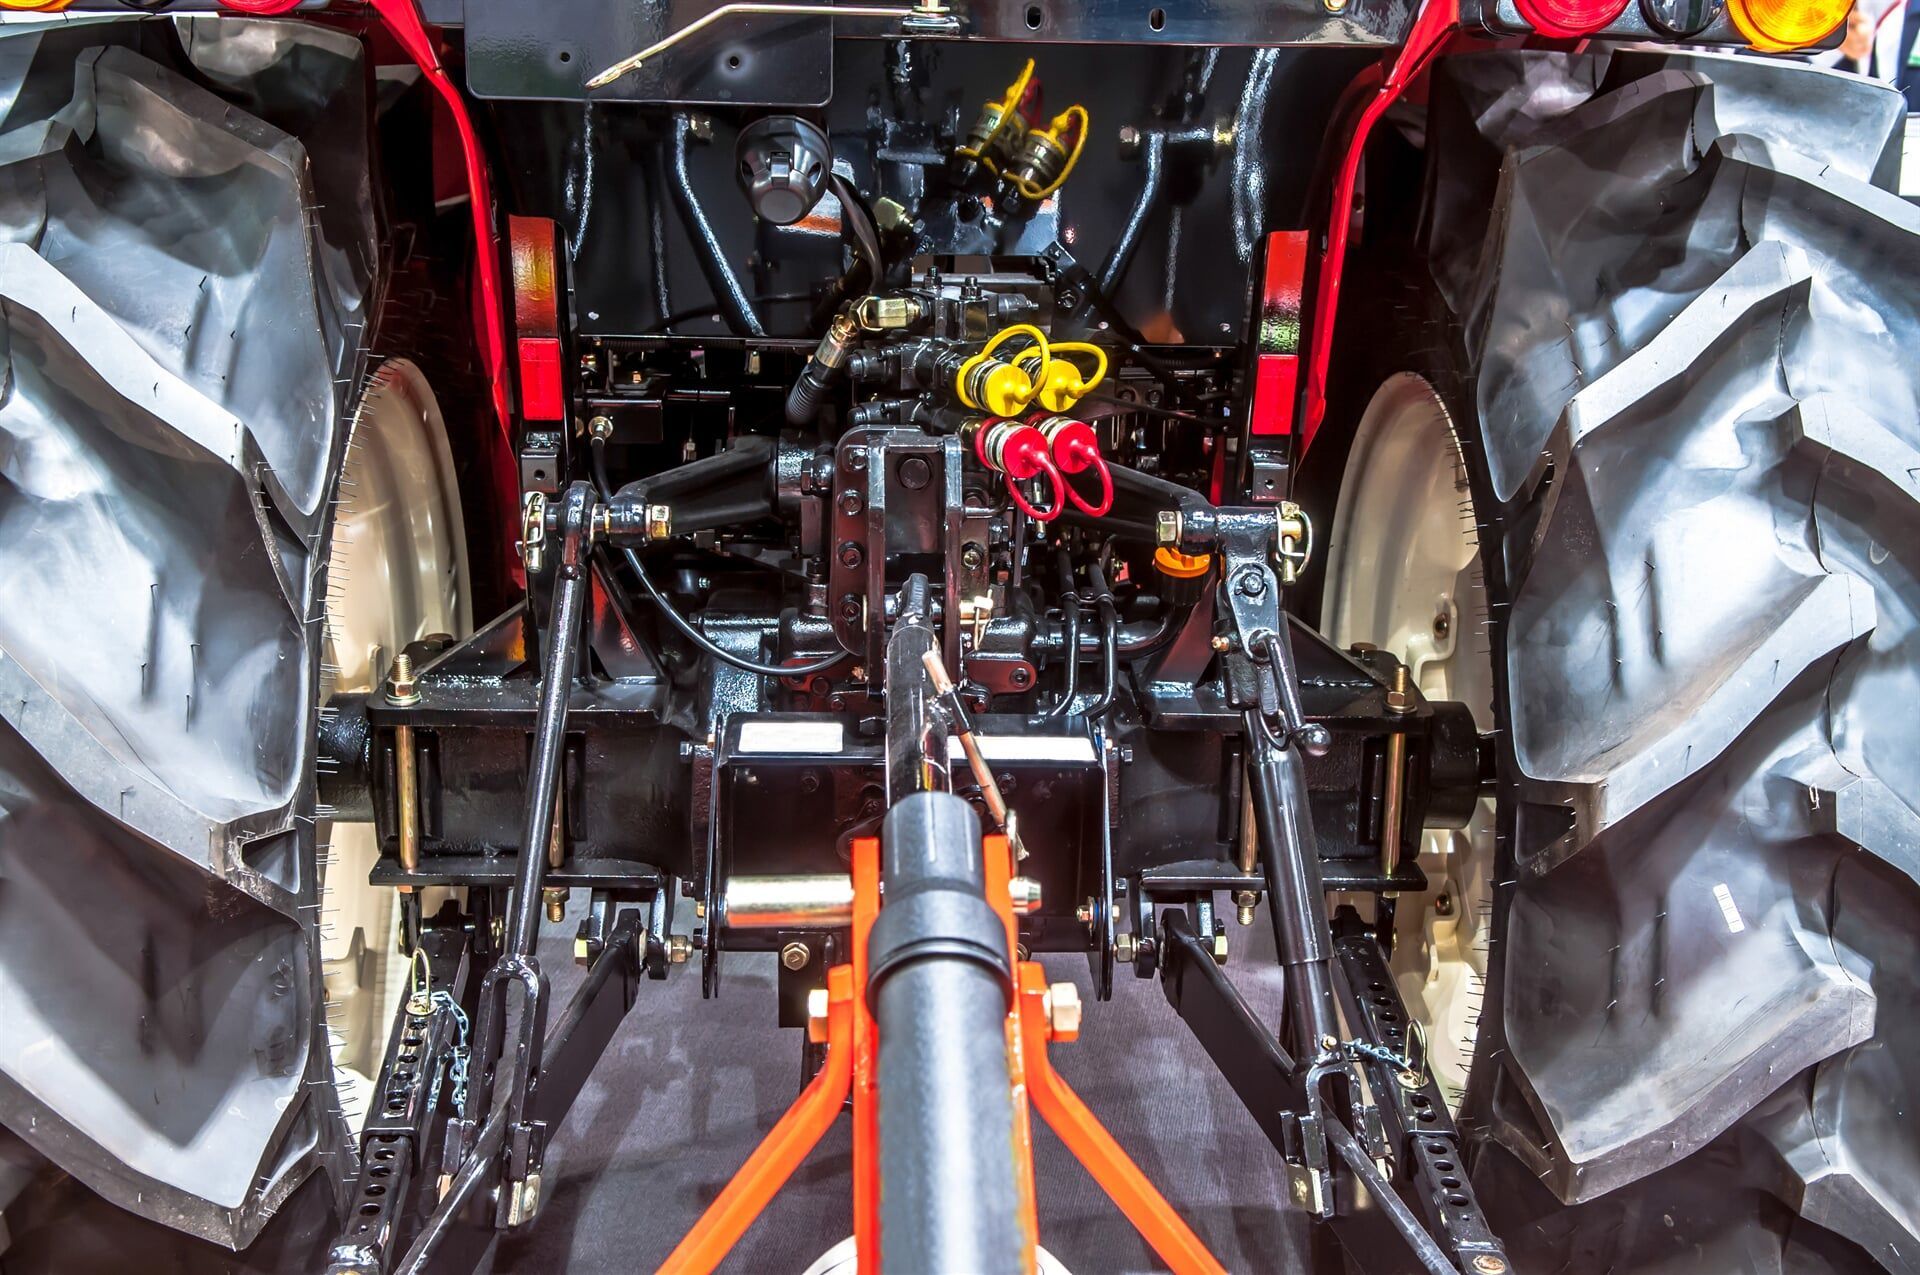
1008,876,1043,914
806,987,831,1043
1154,509,1182,547
1045,982,1082,1041
385,652,420,707
668,934,691,964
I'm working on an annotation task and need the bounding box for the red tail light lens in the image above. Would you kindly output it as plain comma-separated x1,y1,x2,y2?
1513,0,1631,36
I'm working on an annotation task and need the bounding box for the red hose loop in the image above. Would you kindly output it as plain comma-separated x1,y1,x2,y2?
1033,415,1112,517
1065,450,1112,517
1006,453,1065,522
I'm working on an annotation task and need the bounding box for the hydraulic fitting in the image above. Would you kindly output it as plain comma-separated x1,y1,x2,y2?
965,416,1063,522
1031,414,1112,516
1018,341,1107,413
950,58,1035,183
854,293,927,333
786,308,862,427
1002,105,1089,207
954,323,1048,417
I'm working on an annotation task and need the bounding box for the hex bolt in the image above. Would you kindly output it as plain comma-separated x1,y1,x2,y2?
1010,666,1031,688
838,490,864,516
780,941,811,971
1076,897,1095,925
1211,926,1229,965
838,541,864,568
1236,568,1267,598
1385,663,1415,714
1114,932,1136,963
960,542,986,570
1117,124,1142,157
839,594,863,624
543,887,568,924
668,934,691,964
1471,1258,1508,1275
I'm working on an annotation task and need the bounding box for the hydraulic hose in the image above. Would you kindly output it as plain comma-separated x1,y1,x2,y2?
1082,563,1120,719
1046,548,1082,719
1047,603,1082,719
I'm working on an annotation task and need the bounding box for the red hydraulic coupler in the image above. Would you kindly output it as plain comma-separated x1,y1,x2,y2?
969,417,1065,522
1031,415,1112,517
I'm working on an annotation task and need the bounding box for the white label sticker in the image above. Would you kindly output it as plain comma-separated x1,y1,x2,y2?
1712,883,1745,934
947,735,1098,764
737,721,845,755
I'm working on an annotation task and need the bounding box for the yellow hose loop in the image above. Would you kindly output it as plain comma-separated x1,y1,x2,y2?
957,58,1036,169
956,322,1051,413
1010,104,1090,202
1033,340,1107,412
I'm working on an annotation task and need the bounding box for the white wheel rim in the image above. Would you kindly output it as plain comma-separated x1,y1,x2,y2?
320,358,472,1128
1321,372,1494,1110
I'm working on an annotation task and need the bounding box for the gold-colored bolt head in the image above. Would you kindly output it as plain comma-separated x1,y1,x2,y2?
780,941,811,971
1155,509,1183,547
1471,1257,1508,1275
645,504,673,541
668,934,691,964
1384,663,1414,714
543,888,568,924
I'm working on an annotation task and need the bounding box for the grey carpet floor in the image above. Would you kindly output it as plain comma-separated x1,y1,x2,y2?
490,901,1312,1274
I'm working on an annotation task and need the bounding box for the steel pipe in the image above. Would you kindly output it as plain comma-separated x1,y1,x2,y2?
722,874,855,928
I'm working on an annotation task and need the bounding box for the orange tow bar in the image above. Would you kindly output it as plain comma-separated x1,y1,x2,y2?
658,833,1225,1275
